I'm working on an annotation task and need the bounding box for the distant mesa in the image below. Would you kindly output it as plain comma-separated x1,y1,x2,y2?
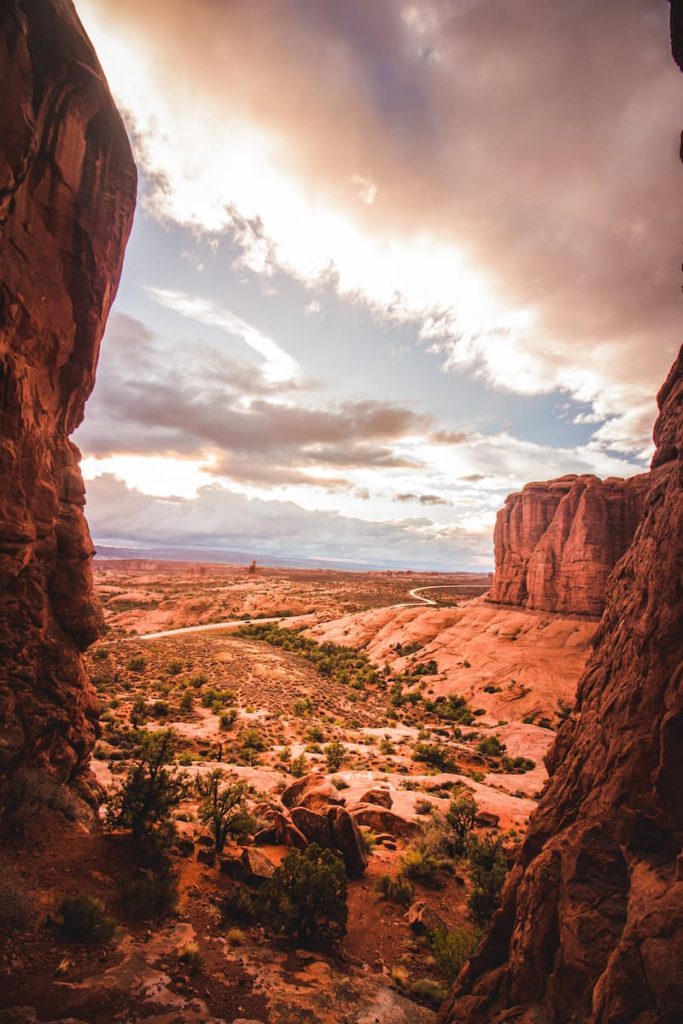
488,472,649,616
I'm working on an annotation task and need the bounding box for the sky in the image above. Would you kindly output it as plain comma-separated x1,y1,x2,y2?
73,0,681,571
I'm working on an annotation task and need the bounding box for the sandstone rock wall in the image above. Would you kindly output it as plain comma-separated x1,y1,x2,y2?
0,0,136,790
489,472,649,616
441,347,683,1022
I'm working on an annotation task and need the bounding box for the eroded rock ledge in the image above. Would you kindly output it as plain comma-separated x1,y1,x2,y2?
489,472,649,616
0,0,136,790
441,346,683,1023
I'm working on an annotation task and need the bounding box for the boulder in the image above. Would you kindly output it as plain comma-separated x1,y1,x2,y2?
327,806,368,877
290,806,333,848
358,788,393,808
350,804,422,840
407,900,448,935
281,774,343,814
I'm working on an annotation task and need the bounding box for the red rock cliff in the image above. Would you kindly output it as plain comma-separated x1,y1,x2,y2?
0,1,136,792
441,348,683,1022
489,473,649,616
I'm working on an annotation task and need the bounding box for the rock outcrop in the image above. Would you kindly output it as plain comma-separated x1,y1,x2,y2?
489,472,649,616
0,1,136,792
441,346,683,1023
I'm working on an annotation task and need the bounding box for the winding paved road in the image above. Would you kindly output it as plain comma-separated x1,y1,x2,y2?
130,584,476,641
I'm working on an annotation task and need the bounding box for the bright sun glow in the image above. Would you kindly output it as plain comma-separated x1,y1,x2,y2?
81,455,216,498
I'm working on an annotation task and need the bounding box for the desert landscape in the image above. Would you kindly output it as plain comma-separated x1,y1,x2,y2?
1,3,681,1024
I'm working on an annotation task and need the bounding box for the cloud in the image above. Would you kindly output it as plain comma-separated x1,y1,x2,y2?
76,313,453,489
79,0,681,453
395,493,452,506
147,287,298,383
85,474,490,570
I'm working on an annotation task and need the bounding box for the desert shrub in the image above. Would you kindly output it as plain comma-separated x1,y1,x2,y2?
127,655,146,673
379,736,395,755
306,725,325,742
219,708,238,730
91,647,109,662
0,769,80,826
178,941,203,974
467,834,508,923
58,895,116,943
375,873,415,905
290,753,307,777
196,771,255,852
477,734,506,758
500,755,536,773
151,700,169,718
445,794,477,856
415,798,434,815
398,847,446,887
221,886,257,924
258,844,348,948
120,871,178,919
292,696,315,717
412,742,457,773
424,694,474,725
180,692,194,712
324,740,346,771
431,925,483,982
105,730,188,852
409,978,446,1008
189,672,207,688
167,659,183,676
0,882,35,932
239,728,266,751
412,659,438,676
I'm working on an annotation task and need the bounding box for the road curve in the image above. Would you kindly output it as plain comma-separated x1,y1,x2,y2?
114,585,476,643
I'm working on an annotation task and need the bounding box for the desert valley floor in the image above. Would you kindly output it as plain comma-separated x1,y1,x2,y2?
0,561,600,1024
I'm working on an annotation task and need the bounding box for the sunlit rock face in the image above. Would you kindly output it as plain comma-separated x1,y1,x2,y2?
0,0,136,790
441,345,683,1023
489,473,649,616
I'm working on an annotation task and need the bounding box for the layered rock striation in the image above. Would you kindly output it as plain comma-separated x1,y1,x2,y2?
0,0,136,790
489,473,649,616
441,347,683,1023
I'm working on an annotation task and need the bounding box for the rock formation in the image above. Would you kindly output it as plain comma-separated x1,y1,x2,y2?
0,1,136,793
489,473,649,616
441,347,683,1022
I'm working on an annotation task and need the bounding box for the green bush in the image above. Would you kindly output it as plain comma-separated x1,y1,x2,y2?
167,659,183,676
180,692,194,712
120,871,178,919
105,730,188,852
431,925,483,982
324,740,346,771
375,873,415,905
58,895,116,943
127,655,146,673
467,834,508,923
290,753,307,777
408,978,446,1009
196,770,255,852
445,794,477,856
219,708,238,730
221,886,257,924
258,844,348,948
412,741,457,773
477,734,506,758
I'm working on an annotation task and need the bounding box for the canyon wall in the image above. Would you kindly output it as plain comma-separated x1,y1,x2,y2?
442,348,683,1021
489,473,649,616
0,0,136,793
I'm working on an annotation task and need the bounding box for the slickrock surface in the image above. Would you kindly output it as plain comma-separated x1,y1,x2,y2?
489,472,649,616
441,348,683,1023
0,0,136,788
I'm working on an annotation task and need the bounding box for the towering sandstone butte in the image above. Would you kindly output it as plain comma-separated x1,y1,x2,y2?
441,349,683,1021
0,1,136,792
489,473,649,616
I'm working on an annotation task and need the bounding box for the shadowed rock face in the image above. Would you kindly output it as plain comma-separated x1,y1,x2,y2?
489,473,649,616
441,346,683,1023
0,0,136,789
